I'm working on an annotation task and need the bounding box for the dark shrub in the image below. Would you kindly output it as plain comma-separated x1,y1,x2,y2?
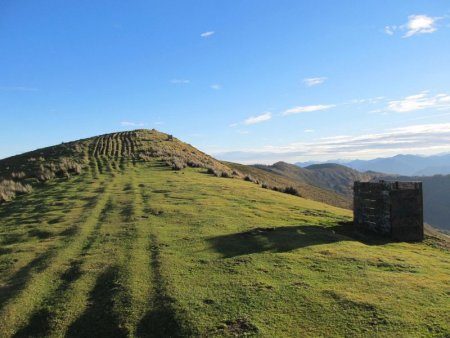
221,171,231,178
283,186,301,196
232,169,241,177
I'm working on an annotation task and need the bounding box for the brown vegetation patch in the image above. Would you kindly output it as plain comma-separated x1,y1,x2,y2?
218,319,258,336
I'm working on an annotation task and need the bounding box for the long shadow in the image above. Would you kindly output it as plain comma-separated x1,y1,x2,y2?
207,222,390,258
12,197,111,337
136,235,186,338
0,188,102,309
12,260,83,338
66,266,128,338
0,248,56,309
0,176,93,222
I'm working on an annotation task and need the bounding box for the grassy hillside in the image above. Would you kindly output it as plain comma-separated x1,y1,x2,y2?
0,133,449,337
250,161,450,232
1,130,349,211
253,162,381,198
224,162,351,209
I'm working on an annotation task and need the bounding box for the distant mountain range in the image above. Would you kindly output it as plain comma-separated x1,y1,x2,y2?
254,160,450,231
381,175,450,232
251,162,384,198
1,129,448,336
296,153,450,176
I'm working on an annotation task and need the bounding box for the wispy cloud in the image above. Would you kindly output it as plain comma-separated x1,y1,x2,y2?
120,121,145,127
385,14,440,38
303,77,327,87
236,130,250,135
170,79,190,84
200,31,215,38
244,112,272,125
304,129,315,133
282,104,335,116
232,103,336,127
384,25,396,35
387,91,450,113
215,123,450,163
0,86,38,91
210,84,222,90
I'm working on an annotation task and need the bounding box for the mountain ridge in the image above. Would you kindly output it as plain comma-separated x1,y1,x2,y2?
251,161,383,198
0,130,350,209
296,153,450,176
0,130,449,336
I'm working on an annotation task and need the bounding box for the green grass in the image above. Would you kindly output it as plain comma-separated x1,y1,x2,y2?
0,159,449,337
0,129,351,211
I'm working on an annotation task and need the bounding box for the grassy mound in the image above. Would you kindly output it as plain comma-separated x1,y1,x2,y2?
0,158,449,337
0,130,350,210
0,130,231,203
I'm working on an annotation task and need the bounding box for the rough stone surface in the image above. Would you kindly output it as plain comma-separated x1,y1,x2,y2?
353,181,423,241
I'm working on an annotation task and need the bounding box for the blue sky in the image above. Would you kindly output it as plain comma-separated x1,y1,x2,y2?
1,1,450,163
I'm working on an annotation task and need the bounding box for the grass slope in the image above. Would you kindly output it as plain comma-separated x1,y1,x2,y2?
1,156,449,337
253,162,382,198
1,130,346,211
225,162,351,209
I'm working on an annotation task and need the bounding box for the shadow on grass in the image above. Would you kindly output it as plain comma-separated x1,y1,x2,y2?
208,222,390,258
12,260,84,338
0,248,56,309
66,266,128,338
136,235,186,338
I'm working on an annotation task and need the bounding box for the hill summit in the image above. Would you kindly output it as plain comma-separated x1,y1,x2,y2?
0,129,232,202
0,130,449,336
1,130,354,209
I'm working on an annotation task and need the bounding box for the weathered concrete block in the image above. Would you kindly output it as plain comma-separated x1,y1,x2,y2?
353,181,423,242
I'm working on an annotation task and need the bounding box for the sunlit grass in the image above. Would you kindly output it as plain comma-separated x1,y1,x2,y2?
0,160,449,337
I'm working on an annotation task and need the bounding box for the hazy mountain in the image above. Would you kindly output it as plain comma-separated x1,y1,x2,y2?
296,153,450,176
292,160,450,231
0,129,449,336
382,175,450,231
251,161,383,199
224,161,352,209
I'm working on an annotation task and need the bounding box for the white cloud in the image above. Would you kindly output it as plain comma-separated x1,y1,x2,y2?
303,77,327,87
346,96,386,106
214,123,450,163
244,112,272,125
384,25,396,35
170,79,190,84
120,121,145,127
210,84,222,90
404,14,437,37
386,14,440,37
282,104,335,116
200,31,215,38
387,91,450,112
304,129,315,133
437,94,450,102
